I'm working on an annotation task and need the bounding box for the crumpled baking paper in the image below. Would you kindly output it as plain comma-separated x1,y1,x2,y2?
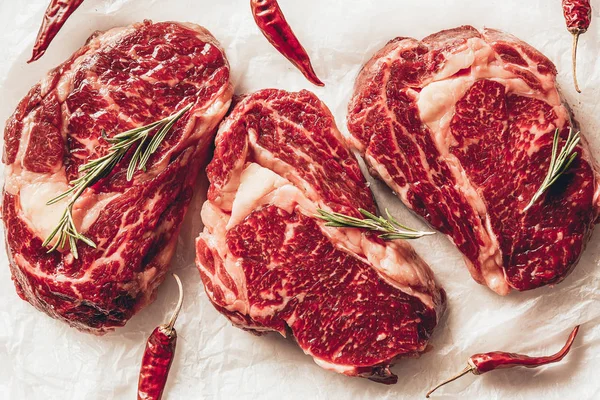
0,0,599,399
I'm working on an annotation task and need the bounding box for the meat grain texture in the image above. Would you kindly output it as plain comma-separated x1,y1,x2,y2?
347,26,600,295
2,20,233,333
196,89,445,383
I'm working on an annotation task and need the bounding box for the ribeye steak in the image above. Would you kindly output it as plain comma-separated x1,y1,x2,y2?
196,89,445,383
2,21,233,333
347,26,600,295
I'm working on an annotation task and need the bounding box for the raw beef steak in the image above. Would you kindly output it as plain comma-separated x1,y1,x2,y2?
2,21,233,333
196,89,445,383
347,26,600,295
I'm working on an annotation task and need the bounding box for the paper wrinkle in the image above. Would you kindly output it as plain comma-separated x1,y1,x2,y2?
0,0,599,399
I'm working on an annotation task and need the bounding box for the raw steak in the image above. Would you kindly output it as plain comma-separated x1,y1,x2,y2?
2,21,233,333
347,26,600,295
196,89,445,383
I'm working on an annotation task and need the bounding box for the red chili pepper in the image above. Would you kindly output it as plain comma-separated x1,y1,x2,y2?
426,326,580,398
250,0,324,86
562,0,592,93
137,274,184,400
28,0,85,63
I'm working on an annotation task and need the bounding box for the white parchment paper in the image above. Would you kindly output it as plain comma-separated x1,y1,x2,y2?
0,1,599,399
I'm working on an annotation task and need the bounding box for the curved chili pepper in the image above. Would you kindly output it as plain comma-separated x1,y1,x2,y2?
250,0,324,86
29,0,85,63
562,0,592,93
137,274,184,400
426,326,580,398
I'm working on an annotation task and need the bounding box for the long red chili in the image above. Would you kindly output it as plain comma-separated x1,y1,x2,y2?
426,326,580,398
250,0,324,86
562,0,592,93
137,274,184,400
29,0,85,63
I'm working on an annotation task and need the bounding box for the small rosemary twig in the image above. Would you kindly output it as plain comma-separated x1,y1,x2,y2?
524,128,580,212
316,208,435,240
42,103,193,258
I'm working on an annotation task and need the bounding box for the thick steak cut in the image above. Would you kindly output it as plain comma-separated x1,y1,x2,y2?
2,21,233,333
347,26,600,295
196,89,445,383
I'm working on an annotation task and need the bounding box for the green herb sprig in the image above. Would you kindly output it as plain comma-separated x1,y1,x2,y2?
524,128,580,212
316,208,435,240
42,104,193,258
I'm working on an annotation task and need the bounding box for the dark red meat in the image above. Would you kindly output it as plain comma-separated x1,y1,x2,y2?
347,26,600,295
196,89,445,383
2,21,233,333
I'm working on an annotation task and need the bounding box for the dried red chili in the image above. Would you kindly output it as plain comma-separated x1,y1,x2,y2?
250,0,324,86
562,0,592,92
29,0,85,63
426,326,580,397
137,274,184,400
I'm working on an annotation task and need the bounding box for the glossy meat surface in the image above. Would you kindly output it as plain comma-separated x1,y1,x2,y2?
2,21,233,333
196,89,445,382
347,26,600,295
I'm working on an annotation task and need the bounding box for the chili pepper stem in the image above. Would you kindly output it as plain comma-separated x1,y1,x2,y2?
426,365,474,398
571,32,581,93
165,274,184,334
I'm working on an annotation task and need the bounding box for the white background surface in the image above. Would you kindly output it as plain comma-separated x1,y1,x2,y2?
0,1,599,399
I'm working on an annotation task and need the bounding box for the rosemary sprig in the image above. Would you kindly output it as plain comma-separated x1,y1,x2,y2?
316,208,435,240
43,203,97,260
42,103,193,258
524,128,580,212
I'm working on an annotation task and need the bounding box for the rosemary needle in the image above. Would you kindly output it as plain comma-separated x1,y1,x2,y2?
42,103,193,258
524,128,580,212
316,208,435,240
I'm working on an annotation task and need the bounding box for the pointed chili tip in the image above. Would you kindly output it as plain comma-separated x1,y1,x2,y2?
539,325,580,365
310,76,325,87
27,51,43,64
562,325,580,353
165,274,184,332
301,65,324,87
